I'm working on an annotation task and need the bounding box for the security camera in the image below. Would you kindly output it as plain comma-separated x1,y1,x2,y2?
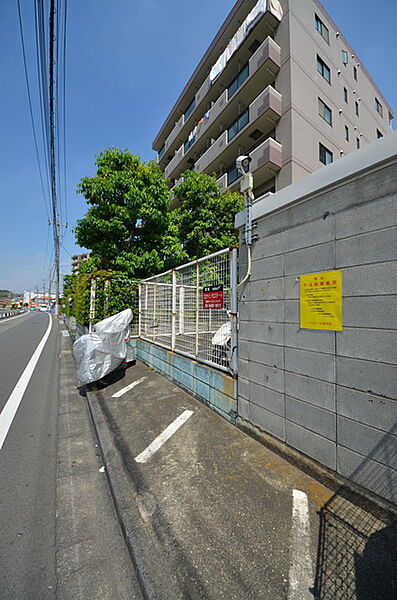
236,155,252,174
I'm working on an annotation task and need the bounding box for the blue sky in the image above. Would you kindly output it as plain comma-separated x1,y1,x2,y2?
0,0,396,293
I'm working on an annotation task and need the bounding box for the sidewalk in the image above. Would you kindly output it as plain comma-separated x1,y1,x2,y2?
85,359,397,600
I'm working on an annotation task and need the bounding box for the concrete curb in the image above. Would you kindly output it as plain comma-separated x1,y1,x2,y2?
85,386,187,600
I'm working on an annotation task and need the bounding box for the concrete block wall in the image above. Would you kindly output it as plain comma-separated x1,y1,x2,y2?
136,339,237,424
237,138,397,505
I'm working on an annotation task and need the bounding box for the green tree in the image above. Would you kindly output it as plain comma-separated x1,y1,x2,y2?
74,148,184,279
172,170,244,259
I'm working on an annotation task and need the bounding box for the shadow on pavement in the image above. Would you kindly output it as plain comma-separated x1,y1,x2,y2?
313,424,397,599
92,360,136,390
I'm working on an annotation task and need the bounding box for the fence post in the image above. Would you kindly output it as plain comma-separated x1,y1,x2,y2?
171,270,176,351
138,284,142,338
153,278,157,342
104,279,110,316
89,278,96,332
230,246,239,376
179,285,185,334
195,261,200,357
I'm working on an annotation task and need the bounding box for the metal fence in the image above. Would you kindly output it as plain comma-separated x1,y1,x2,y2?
139,247,238,374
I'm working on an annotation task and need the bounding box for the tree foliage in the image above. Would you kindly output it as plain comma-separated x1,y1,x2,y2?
74,148,184,279
171,170,244,259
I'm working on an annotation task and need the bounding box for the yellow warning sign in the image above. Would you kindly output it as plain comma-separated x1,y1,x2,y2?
300,270,342,331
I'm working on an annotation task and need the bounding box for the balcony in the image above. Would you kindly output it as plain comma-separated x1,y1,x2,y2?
216,137,282,193
194,85,282,175
164,144,184,179
157,35,281,170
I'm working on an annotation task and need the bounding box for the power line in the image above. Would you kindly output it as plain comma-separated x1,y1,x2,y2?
16,0,51,220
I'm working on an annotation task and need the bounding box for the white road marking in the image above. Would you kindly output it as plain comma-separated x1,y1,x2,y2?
288,489,313,600
62,330,70,337
135,410,194,463
0,313,52,451
112,376,147,398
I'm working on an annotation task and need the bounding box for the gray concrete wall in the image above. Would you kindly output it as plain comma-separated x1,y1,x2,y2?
236,133,397,505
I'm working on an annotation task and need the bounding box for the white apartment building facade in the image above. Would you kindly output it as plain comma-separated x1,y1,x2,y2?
153,0,393,198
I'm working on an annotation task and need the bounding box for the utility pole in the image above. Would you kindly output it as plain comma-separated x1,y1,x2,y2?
49,0,60,316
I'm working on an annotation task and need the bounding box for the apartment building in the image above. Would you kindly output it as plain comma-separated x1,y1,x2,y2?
71,253,89,274
153,0,393,198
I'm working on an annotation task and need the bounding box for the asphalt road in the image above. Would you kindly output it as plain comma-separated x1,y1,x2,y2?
0,311,59,598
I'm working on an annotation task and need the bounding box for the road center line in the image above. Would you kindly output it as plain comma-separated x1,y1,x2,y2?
135,410,194,463
0,313,52,451
112,376,147,398
288,489,313,600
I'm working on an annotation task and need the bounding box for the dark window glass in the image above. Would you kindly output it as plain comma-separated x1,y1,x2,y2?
344,87,348,103
228,63,249,100
184,135,195,153
355,101,359,116
318,98,332,125
227,166,241,186
319,142,333,165
228,108,249,142
184,98,196,121
353,66,357,81
375,98,383,117
315,14,329,43
158,144,165,160
317,55,331,83
356,138,360,149
345,126,349,141
377,129,383,139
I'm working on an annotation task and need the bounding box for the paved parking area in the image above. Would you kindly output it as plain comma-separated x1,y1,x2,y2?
86,360,338,599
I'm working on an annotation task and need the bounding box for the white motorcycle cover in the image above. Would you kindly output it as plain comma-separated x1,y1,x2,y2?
73,309,134,385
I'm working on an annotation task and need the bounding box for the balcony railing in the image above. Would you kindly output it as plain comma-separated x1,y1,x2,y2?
194,85,282,175
216,137,282,192
157,35,281,169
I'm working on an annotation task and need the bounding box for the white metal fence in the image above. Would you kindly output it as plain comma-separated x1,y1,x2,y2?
139,247,238,374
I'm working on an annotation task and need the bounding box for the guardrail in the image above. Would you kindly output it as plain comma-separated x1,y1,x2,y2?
0,309,26,320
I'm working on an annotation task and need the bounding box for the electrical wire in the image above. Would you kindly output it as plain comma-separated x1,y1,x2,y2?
16,0,51,221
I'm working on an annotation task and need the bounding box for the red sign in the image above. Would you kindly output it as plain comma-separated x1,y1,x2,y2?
203,284,224,309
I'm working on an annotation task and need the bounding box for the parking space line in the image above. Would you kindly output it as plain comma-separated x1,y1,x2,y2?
135,410,194,463
288,489,313,600
112,376,147,398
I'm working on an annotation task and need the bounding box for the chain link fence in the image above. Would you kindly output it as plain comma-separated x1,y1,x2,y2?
139,248,238,374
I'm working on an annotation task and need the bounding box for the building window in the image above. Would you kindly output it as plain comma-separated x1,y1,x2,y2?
345,126,349,141
377,129,383,139
343,87,348,103
353,66,358,81
318,98,332,125
228,108,249,142
228,63,249,100
158,144,165,160
184,98,196,121
319,142,333,165
355,101,359,116
356,138,360,149
375,98,383,117
184,135,195,153
342,50,349,65
227,166,241,186
389,111,394,128
315,14,329,43
317,55,331,83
